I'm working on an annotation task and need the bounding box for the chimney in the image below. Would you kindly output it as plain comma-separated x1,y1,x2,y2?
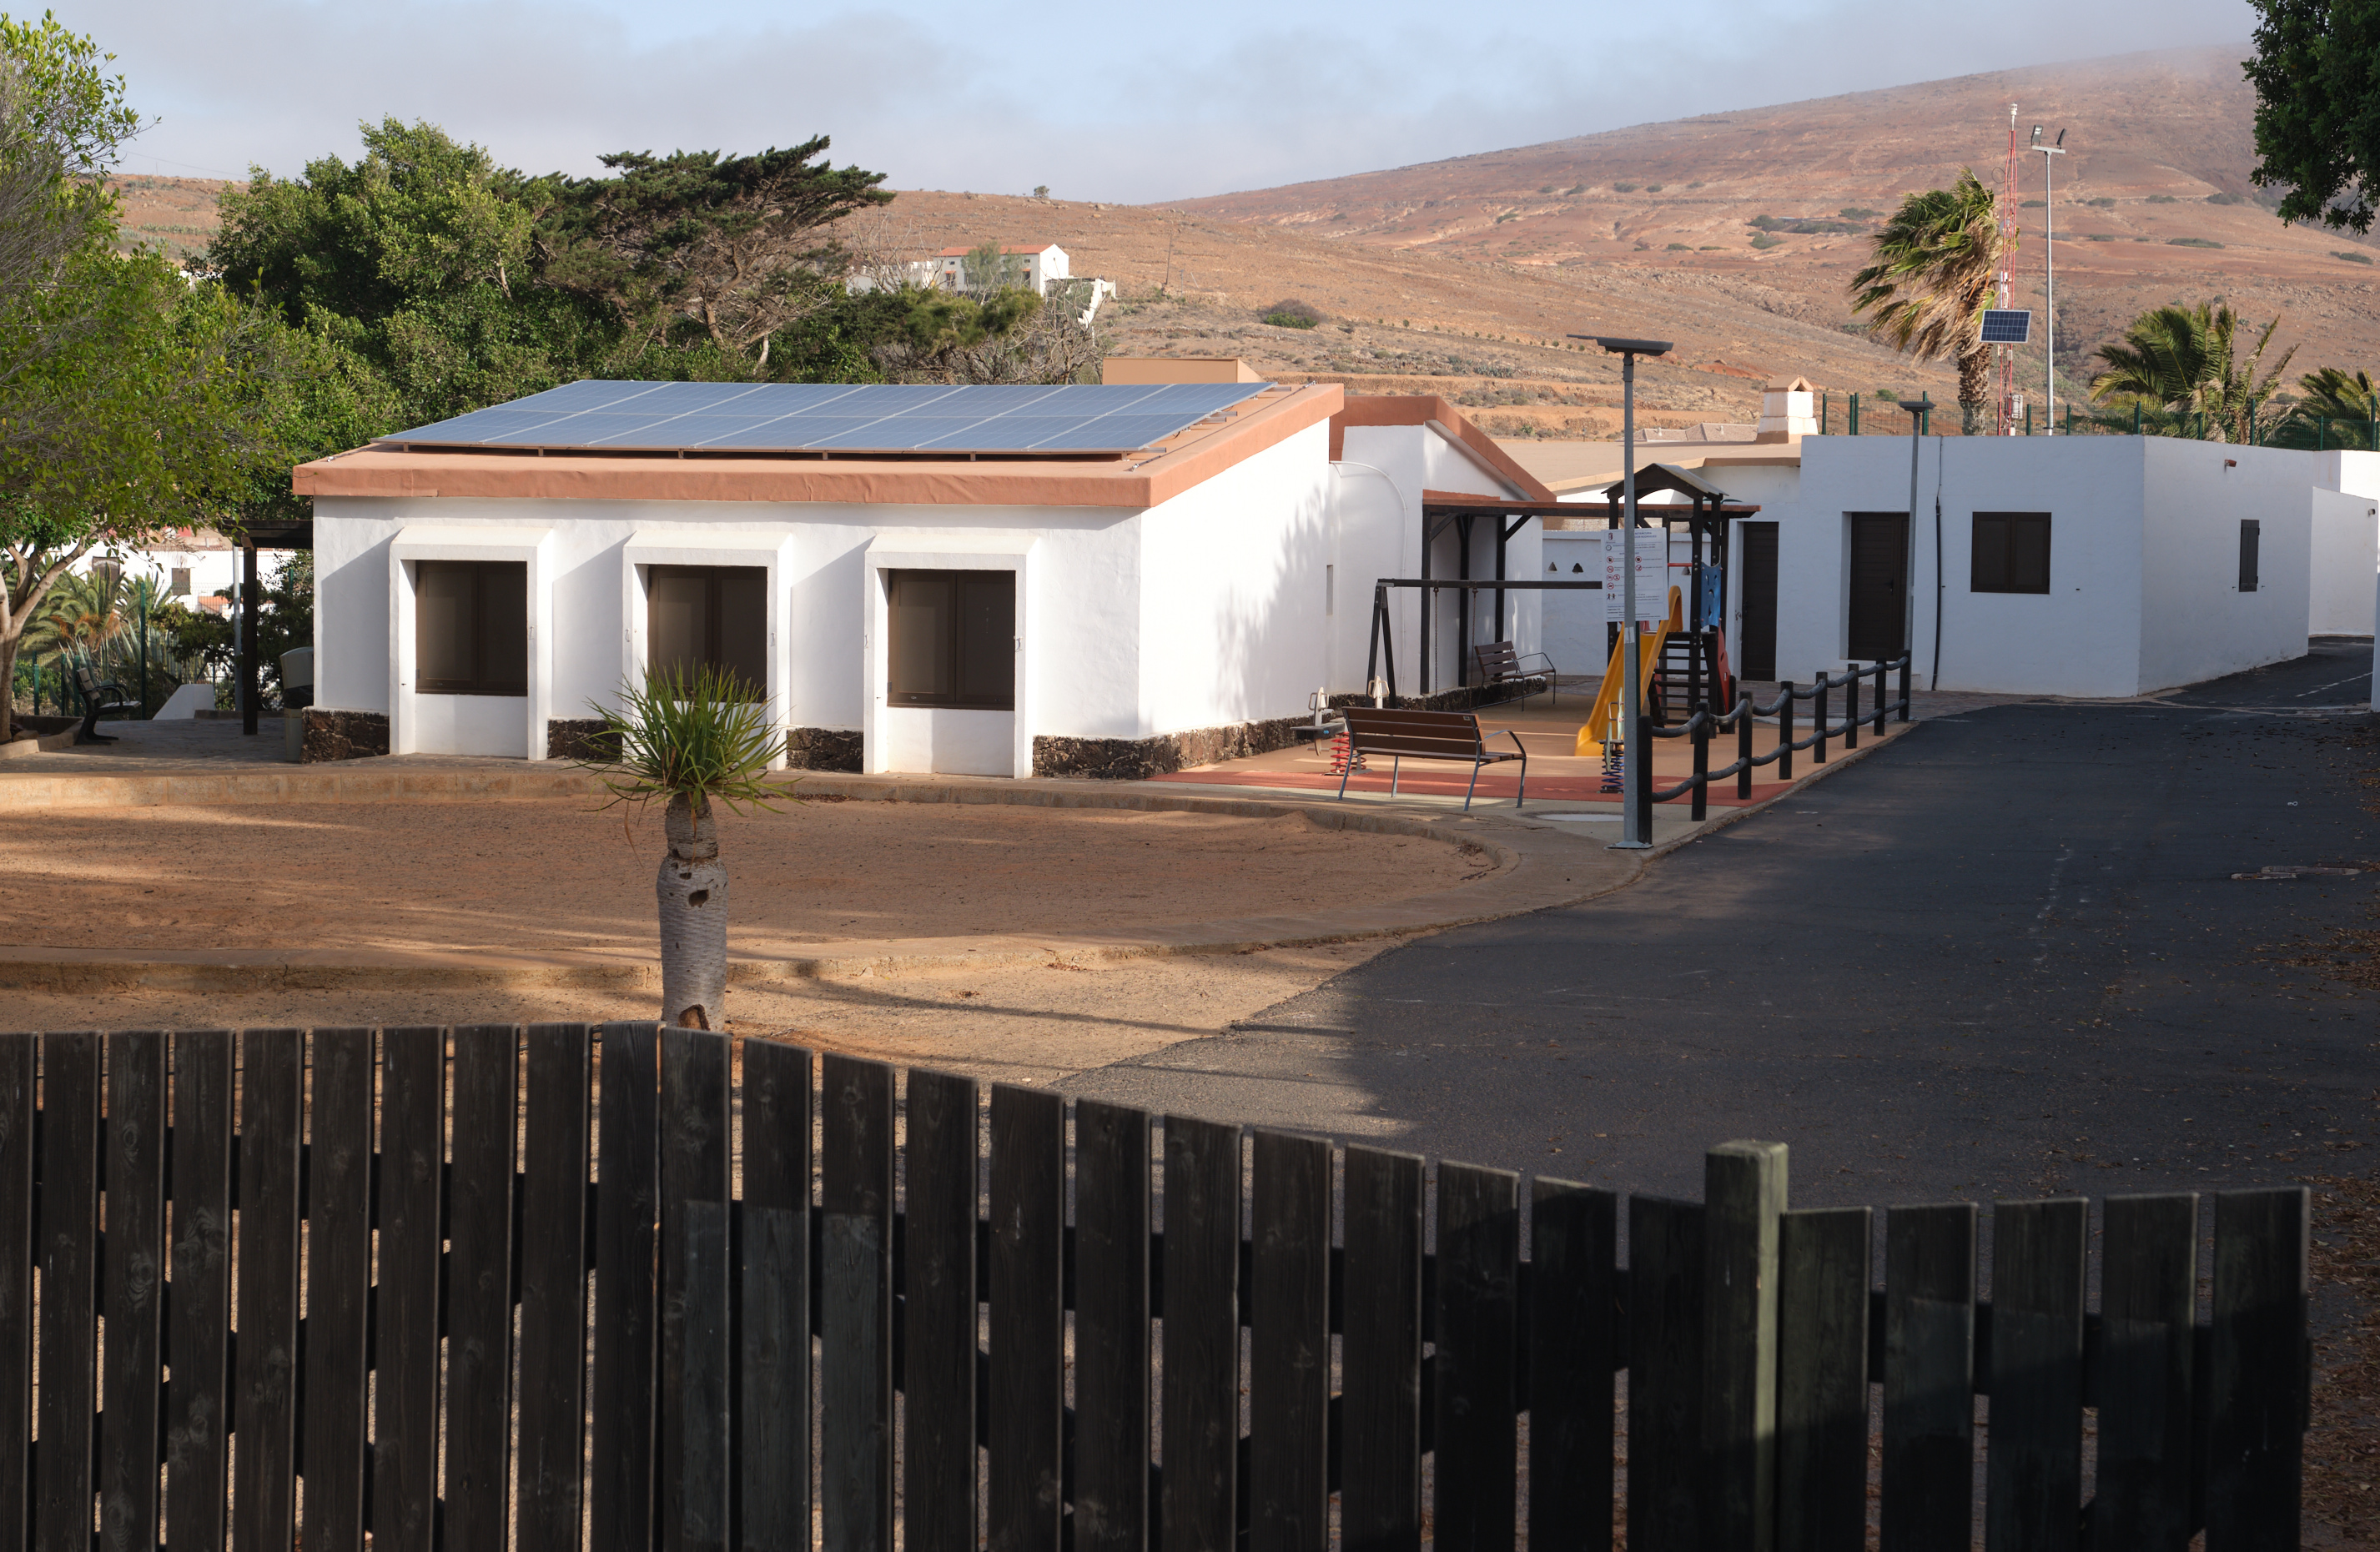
1755,376,1819,443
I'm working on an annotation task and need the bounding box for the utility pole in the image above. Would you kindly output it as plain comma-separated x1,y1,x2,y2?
2031,126,2066,433
1577,333,1673,848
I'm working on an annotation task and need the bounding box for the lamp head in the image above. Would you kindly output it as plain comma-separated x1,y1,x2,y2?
1897,394,1933,415
1573,334,1674,356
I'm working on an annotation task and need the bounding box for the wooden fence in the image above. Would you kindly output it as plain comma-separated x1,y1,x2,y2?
0,1026,2309,1551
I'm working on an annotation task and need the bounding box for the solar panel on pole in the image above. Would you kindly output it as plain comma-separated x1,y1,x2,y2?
1980,310,2033,344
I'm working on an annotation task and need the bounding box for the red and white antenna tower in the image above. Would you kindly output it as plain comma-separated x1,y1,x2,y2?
1995,103,2023,434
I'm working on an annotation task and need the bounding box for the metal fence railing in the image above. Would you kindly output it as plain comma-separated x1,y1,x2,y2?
1639,652,1913,825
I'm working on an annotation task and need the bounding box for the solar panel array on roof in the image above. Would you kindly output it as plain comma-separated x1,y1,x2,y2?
380,380,1274,455
1979,309,2034,344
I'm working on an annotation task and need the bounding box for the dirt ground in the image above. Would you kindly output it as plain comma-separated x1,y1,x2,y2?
1,797,1488,957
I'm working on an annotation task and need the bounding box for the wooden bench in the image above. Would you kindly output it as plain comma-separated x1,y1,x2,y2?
1472,640,1558,706
68,658,133,744
1335,706,1528,810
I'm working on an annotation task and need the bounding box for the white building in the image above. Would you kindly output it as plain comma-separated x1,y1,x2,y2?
83,527,239,602
293,374,1552,773
1519,432,2380,701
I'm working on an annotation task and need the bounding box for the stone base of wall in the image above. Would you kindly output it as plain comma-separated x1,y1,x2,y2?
784,726,863,773
546,719,616,762
301,710,390,763
1033,714,1311,781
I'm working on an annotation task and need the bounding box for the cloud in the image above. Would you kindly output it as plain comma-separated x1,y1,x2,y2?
61,0,2259,203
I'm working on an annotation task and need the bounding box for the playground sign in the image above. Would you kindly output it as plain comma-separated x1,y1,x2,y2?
1603,530,1663,629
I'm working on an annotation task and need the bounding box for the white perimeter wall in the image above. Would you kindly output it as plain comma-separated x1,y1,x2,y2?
2136,439,2312,692
2310,485,2380,636
1334,424,1541,697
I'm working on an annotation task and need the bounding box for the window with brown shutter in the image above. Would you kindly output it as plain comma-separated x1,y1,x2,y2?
1971,512,2052,594
886,570,1014,710
647,565,767,698
415,560,527,696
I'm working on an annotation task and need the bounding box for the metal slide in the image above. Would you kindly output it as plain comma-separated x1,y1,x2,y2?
1573,585,1683,756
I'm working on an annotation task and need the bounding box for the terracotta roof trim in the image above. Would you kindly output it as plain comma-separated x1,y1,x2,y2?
1327,396,1559,503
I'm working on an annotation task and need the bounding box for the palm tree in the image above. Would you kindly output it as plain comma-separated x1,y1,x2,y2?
1849,170,2012,434
2086,303,2296,442
577,664,790,1030
2263,366,2379,449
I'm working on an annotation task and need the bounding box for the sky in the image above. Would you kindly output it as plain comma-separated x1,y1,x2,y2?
63,0,2259,204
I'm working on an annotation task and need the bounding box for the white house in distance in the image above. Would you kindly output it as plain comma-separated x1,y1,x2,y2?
1514,378,2380,701
292,366,1552,774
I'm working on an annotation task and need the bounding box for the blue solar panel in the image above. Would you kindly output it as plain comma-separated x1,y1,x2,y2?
1980,309,2033,344
382,380,1272,455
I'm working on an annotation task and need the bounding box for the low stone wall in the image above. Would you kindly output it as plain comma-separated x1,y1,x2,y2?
1034,715,1311,781
546,719,616,762
785,727,863,773
300,710,390,763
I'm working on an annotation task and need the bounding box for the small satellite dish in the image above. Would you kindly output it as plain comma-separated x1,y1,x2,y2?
1980,309,2034,344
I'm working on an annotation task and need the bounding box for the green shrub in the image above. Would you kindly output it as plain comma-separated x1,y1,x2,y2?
1750,233,1782,250
2146,193,2177,203
1613,181,1639,193
2021,198,2046,208
2167,237,2223,248
1565,183,1586,195
2086,196,2116,207
1698,244,1723,250
2087,233,2115,241
2335,250,2375,264
1665,242,1691,250
1262,298,1324,328
2206,191,2247,205
1644,183,1664,192
1839,206,1881,218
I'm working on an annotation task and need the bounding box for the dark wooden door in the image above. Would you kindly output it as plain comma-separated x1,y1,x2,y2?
1847,514,1909,663
1738,523,1779,680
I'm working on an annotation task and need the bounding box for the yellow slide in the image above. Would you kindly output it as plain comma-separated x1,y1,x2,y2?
1575,585,1685,756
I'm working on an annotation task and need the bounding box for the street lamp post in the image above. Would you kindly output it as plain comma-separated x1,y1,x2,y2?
1899,394,1936,687
1574,334,1673,848
2030,126,2066,434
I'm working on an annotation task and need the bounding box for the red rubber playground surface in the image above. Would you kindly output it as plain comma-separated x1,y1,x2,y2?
1148,696,1909,807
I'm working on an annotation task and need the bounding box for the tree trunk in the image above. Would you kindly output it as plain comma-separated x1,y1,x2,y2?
1958,347,1991,435
657,791,727,1029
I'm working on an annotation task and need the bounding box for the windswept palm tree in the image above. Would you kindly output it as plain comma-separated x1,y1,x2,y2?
2263,366,2379,448
1849,170,2012,434
2087,303,2295,443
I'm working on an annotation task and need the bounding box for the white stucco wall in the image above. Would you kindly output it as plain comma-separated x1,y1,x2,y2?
2309,486,2380,636
1747,436,2317,697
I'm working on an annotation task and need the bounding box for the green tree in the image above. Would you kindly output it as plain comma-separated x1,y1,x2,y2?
1848,170,2013,434
2245,0,2380,229
0,18,291,743
2261,364,2380,445
2086,302,2297,442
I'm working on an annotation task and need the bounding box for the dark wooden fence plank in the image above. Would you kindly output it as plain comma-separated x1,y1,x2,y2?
230,1028,303,1552
1776,1207,1871,1552
98,1031,166,1552
1250,1129,1331,1552
445,1026,521,1552
1343,1148,1424,1552
162,1029,234,1552
822,1054,895,1552
739,1040,813,1552
1434,1162,1518,1552
2206,1188,2311,1552
989,1083,1064,1552
517,1024,593,1552
591,1023,662,1552
31,1032,98,1552
1528,1178,1616,1552
1983,1198,2086,1552
1879,1203,1977,1552
661,1029,732,1552
299,1027,375,1552
1075,1098,1153,1552
375,1027,448,1552
1701,1141,1786,1552
1627,1197,1704,1552
2092,1193,2199,1551
904,1067,979,1552
0,1033,29,1552
1160,1115,1241,1552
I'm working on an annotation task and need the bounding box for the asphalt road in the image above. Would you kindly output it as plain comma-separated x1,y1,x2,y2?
1064,638,2380,1208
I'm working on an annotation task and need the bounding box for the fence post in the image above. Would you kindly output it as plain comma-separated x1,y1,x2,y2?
1849,396,1860,436
1873,660,1887,731
1898,655,1912,721
1737,696,1754,798
1690,710,1709,822
1702,1142,1788,1552
1841,671,1858,750
1811,675,1828,763
1635,715,1657,836
1776,682,1794,781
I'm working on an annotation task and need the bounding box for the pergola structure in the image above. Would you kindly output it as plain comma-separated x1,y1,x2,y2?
1416,492,1585,692
1588,464,1762,715
236,516,312,737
